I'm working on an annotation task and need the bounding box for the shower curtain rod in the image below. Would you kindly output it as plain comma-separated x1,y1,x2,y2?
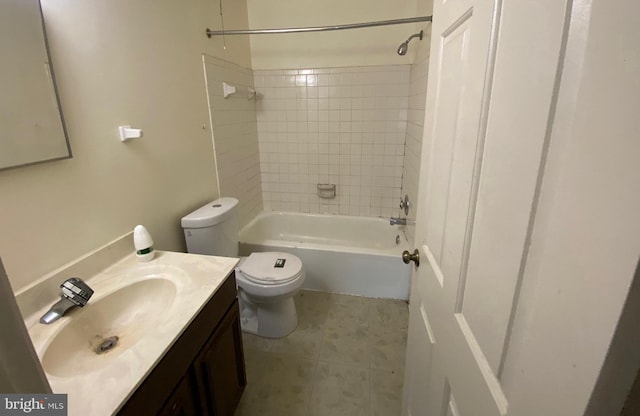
206,16,432,38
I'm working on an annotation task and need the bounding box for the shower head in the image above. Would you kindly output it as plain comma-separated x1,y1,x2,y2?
397,42,409,56
397,30,424,56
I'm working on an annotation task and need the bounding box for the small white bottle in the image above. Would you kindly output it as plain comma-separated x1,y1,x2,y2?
133,225,155,262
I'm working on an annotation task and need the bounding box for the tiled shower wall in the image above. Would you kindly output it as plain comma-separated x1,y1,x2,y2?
401,54,430,243
204,56,263,228
254,65,410,217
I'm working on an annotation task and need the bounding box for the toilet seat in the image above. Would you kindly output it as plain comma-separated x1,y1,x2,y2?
238,252,303,285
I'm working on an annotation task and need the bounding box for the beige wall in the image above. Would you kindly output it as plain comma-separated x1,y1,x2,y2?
0,0,252,292
245,0,425,69
204,56,263,228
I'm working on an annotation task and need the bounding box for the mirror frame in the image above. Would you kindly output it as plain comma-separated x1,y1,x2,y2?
0,0,72,172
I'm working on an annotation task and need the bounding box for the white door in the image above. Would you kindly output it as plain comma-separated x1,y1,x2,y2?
402,0,576,414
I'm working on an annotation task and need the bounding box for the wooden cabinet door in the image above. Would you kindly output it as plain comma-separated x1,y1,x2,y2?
194,300,246,416
157,375,199,416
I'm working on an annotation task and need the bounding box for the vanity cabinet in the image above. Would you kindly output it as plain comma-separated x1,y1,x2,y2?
117,272,246,416
193,300,246,416
157,375,199,416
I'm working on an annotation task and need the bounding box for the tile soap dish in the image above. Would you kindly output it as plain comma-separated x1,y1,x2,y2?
317,184,336,199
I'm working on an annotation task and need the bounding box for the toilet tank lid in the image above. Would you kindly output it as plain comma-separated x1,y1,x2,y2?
181,197,238,229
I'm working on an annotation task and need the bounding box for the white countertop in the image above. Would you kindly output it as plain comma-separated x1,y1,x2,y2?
25,251,239,416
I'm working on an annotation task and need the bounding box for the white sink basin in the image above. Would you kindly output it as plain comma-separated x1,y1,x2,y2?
23,250,240,416
42,278,176,377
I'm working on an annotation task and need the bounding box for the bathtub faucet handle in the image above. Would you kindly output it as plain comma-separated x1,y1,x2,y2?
399,195,410,215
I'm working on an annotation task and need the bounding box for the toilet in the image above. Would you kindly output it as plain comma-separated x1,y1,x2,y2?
181,197,305,338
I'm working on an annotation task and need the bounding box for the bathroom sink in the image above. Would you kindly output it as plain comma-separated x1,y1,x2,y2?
42,278,177,378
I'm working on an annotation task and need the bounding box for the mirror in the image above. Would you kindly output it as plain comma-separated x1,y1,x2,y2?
0,0,71,171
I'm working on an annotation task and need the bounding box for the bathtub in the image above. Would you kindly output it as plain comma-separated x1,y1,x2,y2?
238,211,411,300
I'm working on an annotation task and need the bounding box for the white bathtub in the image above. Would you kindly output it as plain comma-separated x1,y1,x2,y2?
238,211,411,300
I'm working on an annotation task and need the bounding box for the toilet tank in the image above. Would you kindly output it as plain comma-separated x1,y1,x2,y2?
181,197,239,257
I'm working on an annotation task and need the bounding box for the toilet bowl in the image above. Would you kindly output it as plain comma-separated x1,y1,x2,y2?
181,197,305,339
235,252,305,338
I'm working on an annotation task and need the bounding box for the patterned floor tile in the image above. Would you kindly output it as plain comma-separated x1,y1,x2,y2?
309,361,371,416
370,369,404,416
236,290,409,416
319,324,370,367
236,350,315,416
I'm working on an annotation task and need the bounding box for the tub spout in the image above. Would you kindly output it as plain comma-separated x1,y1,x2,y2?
390,217,405,226
390,217,415,226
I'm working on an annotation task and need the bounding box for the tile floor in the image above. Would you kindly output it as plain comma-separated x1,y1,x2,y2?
235,289,409,416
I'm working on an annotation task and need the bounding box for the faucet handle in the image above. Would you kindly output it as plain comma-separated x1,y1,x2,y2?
60,278,93,307
399,195,410,215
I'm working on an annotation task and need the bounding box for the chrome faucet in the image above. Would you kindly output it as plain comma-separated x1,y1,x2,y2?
389,217,416,225
390,217,407,226
39,278,94,324
399,195,411,215
390,217,416,226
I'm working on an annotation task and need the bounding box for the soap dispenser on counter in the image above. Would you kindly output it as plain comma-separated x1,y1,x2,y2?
133,225,155,262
